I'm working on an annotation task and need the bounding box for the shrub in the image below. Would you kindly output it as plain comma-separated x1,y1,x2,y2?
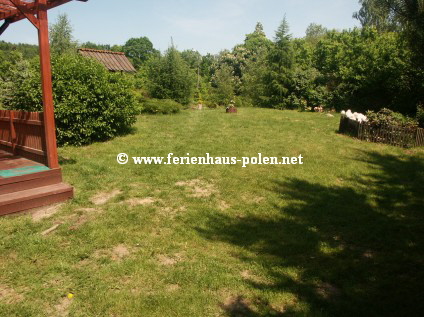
4,54,137,146
366,108,418,129
141,99,182,114
234,96,253,108
417,104,424,128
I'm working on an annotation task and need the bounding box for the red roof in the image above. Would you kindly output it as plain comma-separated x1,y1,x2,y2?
78,48,136,73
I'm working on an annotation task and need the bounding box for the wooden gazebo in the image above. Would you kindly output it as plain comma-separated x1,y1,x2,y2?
0,0,87,215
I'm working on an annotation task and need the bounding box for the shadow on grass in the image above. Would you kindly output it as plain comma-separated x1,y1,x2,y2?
197,151,424,316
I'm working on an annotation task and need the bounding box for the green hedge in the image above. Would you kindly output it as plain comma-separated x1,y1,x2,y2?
4,54,137,146
141,98,182,114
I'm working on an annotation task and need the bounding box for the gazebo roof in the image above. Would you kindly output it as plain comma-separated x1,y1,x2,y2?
0,0,86,24
78,48,137,72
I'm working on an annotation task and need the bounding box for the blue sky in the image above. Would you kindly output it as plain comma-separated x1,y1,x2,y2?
2,0,361,54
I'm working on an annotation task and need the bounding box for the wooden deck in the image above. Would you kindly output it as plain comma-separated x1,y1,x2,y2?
0,150,45,173
0,150,73,216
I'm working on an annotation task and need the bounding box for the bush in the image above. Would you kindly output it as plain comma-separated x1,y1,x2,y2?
4,54,137,146
417,104,424,128
234,96,253,108
366,108,418,129
141,99,182,114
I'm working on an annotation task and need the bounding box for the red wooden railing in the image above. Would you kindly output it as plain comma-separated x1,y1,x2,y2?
0,110,47,164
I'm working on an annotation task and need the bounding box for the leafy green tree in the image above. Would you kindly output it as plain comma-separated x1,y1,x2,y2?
305,23,328,46
123,37,158,69
0,40,39,59
314,28,414,113
244,22,272,61
181,49,202,70
353,0,400,32
146,46,196,105
210,64,235,106
49,13,76,55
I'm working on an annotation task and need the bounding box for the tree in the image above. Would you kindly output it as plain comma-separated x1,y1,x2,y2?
244,22,272,60
353,0,400,32
181,49,202,70
210,64,235,106
146,46,196,105
122,37,158,69
264,16,295,108
305,23,328,46
353,0,424,108
49,13,76,55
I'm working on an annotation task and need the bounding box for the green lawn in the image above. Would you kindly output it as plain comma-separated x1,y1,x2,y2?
1,108,423,316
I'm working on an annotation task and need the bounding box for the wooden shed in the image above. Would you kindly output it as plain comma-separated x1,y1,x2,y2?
78,48,136,72
0,0,87,216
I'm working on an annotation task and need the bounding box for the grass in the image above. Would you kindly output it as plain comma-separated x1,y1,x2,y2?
1,108,423,316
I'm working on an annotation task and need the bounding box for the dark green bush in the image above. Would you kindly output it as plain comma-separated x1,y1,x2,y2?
4,54,137,146
366,108,418,129
417,104,424,128
141,99,182,114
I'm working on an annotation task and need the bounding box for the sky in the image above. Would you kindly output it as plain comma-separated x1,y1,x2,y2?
2,0,361,55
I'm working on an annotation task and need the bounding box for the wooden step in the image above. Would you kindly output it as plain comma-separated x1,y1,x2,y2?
0,168,63,195
0,183,73,216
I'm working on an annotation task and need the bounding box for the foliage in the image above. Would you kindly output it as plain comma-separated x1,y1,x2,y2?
146,46,196,105
0,40,39,59
314,28,414,113
3,54,137,146
80,42,123,52
210,64,235,106
122,37,159,69
416,104,424,128
141,98,183,114
49,13,76,55
305,23,328,46
0,51,32,108
366,108,418,129
264,17,295,108
181,49,202,70
354,1,424,96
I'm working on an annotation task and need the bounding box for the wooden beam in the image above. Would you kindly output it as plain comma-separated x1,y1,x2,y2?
0,19,9,35
9,0,39,29
37,0,59,169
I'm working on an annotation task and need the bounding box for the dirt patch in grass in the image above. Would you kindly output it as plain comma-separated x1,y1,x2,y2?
219,200,230,210
93,244,133,262
90,189,121,205
160,206,187,217
31,203,63,222
315,282,341,300
0,284,24,304
66,208,102,230
241,195,265,204
123,197,156,206
53,297,72,317
221,295,252,316
175,179,217,198
166,284,181,292
156,253,183,266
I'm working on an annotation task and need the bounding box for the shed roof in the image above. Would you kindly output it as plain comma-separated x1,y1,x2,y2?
78,48,136,73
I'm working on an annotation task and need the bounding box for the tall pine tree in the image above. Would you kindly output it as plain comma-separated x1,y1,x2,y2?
265,16,294,108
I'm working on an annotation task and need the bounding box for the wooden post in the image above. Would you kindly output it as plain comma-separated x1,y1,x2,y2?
9,110,16,155
37,0,59,169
